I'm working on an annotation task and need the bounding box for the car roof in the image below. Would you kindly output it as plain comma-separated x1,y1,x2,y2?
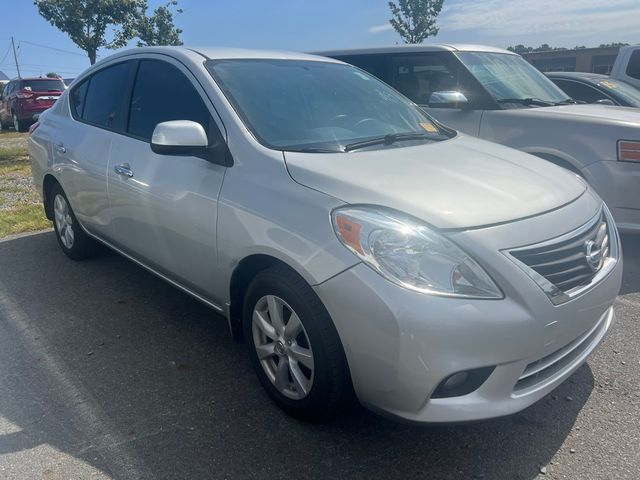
312,44,516,57
545,71,609,82
103,45,342,64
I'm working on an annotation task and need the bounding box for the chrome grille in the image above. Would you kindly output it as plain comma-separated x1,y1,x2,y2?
507,210,617,304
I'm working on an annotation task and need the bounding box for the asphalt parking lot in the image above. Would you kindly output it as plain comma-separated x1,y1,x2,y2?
0,231,638,480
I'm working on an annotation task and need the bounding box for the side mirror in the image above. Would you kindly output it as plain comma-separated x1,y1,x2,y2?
595,98,615,106
150,120,233,166
428,91,469,109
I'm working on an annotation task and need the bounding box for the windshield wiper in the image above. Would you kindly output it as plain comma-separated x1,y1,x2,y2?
496,97,557,107
343,132,436,152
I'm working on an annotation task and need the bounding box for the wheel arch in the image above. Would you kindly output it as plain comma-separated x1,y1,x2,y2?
42,174,60,220
228,253,333,343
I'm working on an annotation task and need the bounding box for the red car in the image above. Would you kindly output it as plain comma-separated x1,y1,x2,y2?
0,77,64,132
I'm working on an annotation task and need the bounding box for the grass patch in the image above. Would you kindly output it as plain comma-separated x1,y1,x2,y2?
0,132,49,238
0,204,51,238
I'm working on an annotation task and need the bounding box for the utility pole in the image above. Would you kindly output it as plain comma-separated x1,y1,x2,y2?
11,37,20,79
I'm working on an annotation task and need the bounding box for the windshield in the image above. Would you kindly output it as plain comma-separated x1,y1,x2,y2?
456,52,571,106
593,78,640,107
20,79,64,92
206,59,450,152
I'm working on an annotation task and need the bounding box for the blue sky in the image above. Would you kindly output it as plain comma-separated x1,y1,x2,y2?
1,0,640,79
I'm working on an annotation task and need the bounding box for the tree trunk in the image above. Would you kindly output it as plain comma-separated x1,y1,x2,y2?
88,49,97,65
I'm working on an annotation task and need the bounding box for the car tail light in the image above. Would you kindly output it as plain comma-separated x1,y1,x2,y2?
28,121,40,135
16,91,34,99
618,140,640,162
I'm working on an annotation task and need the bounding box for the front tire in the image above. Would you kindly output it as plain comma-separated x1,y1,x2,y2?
13,113,28,133
243,266,352,421
50,183,100,260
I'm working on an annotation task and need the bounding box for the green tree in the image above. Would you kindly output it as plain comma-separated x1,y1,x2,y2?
46,72,60,78
388,0,444,44
133,1,183,47
35,0,144,65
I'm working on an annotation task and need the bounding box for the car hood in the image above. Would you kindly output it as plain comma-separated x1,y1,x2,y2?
284,135,587,230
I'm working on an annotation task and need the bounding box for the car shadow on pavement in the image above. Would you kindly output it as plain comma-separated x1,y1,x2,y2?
0,232,601,480
620,234,640,295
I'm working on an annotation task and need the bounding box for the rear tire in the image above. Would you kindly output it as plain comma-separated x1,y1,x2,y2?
243,266,352,421
49,183,100,260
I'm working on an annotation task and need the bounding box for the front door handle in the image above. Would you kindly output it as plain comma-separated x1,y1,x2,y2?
55,143,66,154
114,164,134,178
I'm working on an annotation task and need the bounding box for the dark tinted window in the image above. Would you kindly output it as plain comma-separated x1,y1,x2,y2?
551,79,609,103
70,80,89,117
335,54,390,81
82,62,130,129
20,79,64,92
128,60,212,141
627,50,640,80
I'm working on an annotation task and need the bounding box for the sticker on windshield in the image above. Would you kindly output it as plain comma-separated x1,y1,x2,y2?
600,80,618,89
420,122,438,133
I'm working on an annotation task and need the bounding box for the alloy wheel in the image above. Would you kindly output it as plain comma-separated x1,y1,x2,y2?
53,194,74,249
252,295,315,400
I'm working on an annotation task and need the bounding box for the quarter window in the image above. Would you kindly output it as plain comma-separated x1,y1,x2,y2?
81,62,131,129
128,60,212,141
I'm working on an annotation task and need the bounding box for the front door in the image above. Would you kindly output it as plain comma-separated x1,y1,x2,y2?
107,57,227,299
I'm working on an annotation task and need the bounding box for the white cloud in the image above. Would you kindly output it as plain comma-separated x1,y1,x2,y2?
368,23,394,34
439,0,640,42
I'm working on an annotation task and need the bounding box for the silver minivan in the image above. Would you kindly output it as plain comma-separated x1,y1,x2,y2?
29,47,622,423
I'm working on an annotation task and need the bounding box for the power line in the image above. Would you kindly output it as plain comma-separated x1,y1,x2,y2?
16,39,86,57
0,42,10,65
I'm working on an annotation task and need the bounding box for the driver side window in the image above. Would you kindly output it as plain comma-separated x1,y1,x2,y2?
391,53,491,108
128,59,216,142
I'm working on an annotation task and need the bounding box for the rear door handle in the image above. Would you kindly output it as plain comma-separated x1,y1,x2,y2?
114,164,134,178
55,143,66,154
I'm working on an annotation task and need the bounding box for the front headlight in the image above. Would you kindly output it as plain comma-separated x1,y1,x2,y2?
332,206,502,299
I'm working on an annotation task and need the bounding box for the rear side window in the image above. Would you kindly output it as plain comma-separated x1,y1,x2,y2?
627,50,640,80
70,80,89,117
128,60,212,141
82,62,131,129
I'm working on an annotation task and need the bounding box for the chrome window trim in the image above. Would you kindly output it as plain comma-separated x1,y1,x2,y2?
503,205,619,305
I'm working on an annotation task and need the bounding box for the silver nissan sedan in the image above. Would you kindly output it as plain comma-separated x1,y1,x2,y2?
29,47,622,423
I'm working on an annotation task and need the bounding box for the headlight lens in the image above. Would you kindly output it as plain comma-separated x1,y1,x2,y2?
332,207,502,299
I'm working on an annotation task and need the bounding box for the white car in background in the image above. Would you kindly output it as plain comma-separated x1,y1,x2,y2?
318,45,640,233
610,44,640,90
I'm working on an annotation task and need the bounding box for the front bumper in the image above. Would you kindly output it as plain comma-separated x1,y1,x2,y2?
314,196,622,423
581,160,640,234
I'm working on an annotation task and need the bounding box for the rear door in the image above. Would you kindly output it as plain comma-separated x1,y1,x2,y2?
59,61,135,238
107,56,227,299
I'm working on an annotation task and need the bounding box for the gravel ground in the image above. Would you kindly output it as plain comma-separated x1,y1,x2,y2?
0,231,638,480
